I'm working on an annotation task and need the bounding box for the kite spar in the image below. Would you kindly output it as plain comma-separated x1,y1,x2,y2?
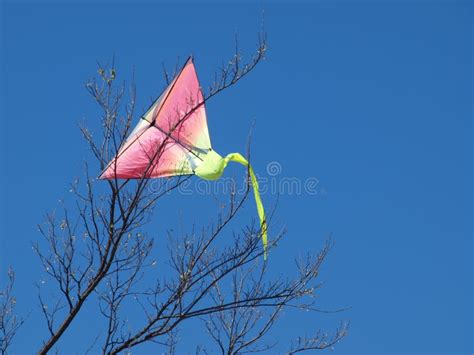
99,57,268,259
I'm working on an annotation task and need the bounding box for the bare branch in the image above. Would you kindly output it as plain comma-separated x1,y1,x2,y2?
0,268,24,355
287,321,349,354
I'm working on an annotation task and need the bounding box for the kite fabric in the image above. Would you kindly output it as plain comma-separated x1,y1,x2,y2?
99,57,268,258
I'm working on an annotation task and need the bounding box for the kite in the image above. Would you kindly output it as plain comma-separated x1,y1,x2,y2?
99,57,268,258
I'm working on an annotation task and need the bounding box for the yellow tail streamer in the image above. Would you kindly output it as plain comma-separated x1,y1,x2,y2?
225,153,268,259
195,150,268,259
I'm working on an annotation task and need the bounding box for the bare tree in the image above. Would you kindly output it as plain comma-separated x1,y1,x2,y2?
29,31,348,354
0,268,24,355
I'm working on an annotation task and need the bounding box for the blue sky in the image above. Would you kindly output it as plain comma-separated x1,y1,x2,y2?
0,1,472,354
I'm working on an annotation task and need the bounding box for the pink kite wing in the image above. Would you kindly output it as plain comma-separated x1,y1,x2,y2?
99,57,211,180
99,128,196,179
149,57,211,152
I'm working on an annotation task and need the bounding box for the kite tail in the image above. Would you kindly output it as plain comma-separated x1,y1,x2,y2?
224,153,268,260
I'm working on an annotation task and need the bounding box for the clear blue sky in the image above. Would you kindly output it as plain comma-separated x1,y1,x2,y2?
0,1,472,354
